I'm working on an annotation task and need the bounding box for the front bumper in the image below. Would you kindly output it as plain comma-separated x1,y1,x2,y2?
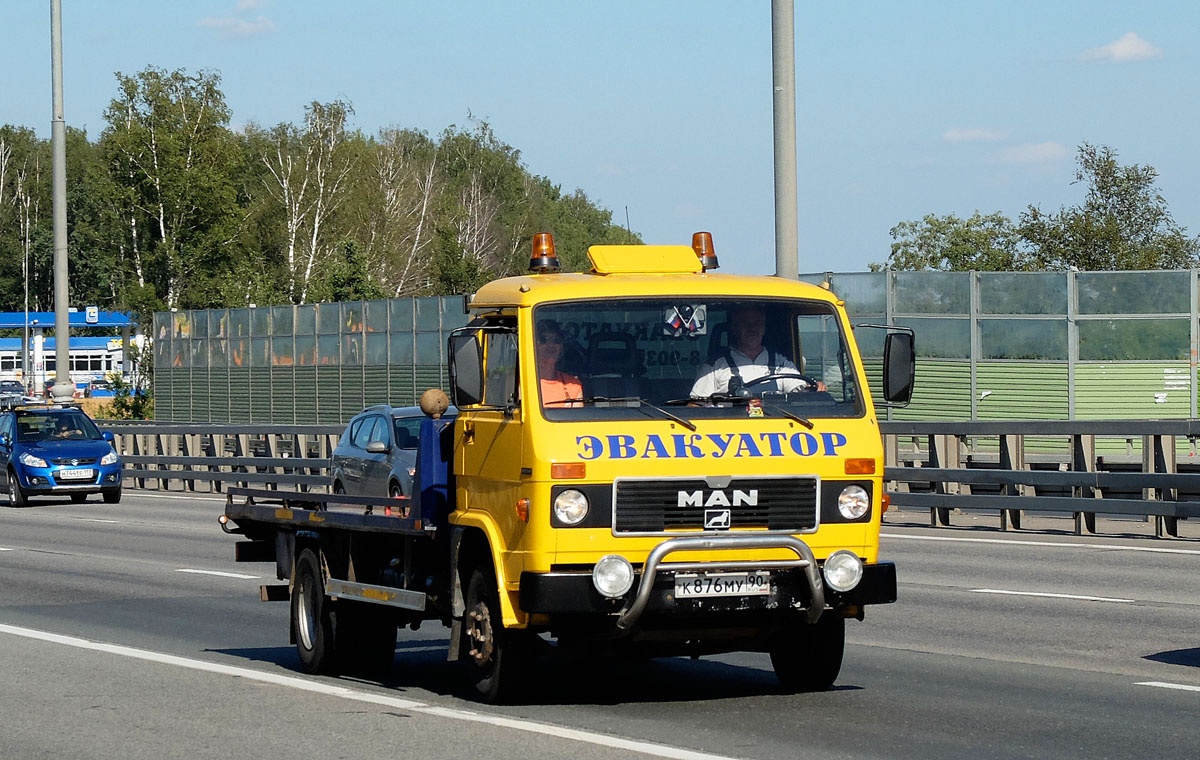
15,463,122,494
520,557,897,622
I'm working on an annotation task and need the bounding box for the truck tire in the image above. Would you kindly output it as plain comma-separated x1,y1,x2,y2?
768,613,845,692
292,548,337,674
462,565,531,703
337,602,396,676
7,470,26,508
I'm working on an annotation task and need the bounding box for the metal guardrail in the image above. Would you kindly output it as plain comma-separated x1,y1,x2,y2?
97,418,1200,539
99,421,343,493
882,420,1200,537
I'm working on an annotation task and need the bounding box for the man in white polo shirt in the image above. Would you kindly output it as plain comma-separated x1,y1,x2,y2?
690,304,825,398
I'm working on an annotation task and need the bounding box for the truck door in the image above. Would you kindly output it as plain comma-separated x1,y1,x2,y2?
456,329,525,541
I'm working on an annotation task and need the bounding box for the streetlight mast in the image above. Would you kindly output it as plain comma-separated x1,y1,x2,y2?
50,0,72,401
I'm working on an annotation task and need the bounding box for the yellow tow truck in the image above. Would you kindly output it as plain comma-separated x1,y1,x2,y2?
222,232,915,702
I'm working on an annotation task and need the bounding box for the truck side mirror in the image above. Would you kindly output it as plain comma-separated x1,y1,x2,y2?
883,331,915,404
450,333,484,407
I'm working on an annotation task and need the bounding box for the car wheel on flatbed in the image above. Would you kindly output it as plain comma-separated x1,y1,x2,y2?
292,548,337,674
462,564,532,703
768,612,845,692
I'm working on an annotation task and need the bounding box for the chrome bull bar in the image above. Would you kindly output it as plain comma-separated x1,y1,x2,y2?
615,535,825,630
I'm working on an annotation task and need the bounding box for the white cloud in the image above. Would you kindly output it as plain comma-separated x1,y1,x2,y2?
995,142,1069,165
1081,32,1163,63
943,128,1009,143
198,15,276,37
236,0,267,10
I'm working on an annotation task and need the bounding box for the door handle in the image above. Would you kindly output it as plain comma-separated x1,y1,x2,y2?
462,421,475,444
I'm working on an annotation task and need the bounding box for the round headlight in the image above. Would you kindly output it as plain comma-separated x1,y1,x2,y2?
822,550,864,592
553,488,589,525
837,485,870,520
592,554,634,598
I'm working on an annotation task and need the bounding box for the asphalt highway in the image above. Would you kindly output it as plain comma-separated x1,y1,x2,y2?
1,493,1198,759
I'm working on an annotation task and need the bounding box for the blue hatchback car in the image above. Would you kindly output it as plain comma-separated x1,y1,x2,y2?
0,406,122,506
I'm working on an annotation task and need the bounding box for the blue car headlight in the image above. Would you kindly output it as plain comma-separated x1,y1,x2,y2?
19,452,47,468
101,451,119,466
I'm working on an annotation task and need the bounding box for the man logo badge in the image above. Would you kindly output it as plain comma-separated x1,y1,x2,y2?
704,508,732,530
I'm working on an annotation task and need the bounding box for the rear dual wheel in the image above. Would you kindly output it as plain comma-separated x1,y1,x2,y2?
290,548,396,676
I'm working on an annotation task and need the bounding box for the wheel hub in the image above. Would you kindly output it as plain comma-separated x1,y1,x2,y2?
465,602,494,666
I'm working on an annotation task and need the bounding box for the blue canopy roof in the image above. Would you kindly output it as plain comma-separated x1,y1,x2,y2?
0,311,134,328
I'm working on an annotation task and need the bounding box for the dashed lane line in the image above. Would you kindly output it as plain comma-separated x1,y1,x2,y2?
971,588,1135,603
882,532,1200,556
0,622,748,760
1136,681,1200,693
175,568,258,580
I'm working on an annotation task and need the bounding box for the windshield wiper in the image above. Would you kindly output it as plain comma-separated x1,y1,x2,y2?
583,396,698,432
759,401,814,429
664,394,815,429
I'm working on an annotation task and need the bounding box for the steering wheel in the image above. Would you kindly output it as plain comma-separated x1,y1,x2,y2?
742,372,820,390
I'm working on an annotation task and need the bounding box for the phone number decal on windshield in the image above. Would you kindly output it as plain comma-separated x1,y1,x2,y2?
575,432,847,460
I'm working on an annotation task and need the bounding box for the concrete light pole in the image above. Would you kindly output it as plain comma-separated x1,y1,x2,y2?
771,0,799,280
50,0,73,401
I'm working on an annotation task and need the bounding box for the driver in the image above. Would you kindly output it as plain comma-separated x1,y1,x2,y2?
50,416,81,439
690,305,826,398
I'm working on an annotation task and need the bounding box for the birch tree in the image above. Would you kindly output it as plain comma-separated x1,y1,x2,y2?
258,100,357,302
101,66,239,308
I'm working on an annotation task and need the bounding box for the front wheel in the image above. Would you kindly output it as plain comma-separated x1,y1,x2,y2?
462,565,532,703
102,487,121,504
768,613,845,692
7,470,26,508
70,493,87,504
292,548,336,674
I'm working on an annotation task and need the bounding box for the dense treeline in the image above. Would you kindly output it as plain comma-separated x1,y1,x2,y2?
874,143,1200,272
0,67,638,319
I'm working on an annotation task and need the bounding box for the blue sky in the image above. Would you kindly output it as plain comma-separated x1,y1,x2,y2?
4,1,1197,275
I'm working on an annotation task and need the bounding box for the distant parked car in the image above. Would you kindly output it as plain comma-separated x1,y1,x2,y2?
87,379,116,398
330,405,453,499
0,380,23,395
0,404,122,506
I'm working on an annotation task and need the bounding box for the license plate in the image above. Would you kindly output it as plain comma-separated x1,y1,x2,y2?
675,572,770,599
57,468,94,481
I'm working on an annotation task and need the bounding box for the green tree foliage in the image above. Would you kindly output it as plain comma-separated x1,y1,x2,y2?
876,143,1200,272
0,66,638,321
875,211,1027,272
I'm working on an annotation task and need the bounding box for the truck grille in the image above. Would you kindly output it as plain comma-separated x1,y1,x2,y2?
612,477,818,534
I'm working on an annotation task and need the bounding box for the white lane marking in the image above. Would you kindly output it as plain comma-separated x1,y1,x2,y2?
175,569,259,580
882,532,1200,556
0,622,744,760
77,518,120,524
0,548,11,552
971,588,1135,603
128,492,227,503
1136,681,1200,693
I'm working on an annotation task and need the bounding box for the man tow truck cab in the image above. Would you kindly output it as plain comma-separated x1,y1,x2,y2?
222,232,915,703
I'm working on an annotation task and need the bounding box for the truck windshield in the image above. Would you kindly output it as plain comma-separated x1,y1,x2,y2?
533,298,864,421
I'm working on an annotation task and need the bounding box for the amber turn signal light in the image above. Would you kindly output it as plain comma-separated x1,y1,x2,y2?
551,462,586,479
515,498,530,522
844,458,876,475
